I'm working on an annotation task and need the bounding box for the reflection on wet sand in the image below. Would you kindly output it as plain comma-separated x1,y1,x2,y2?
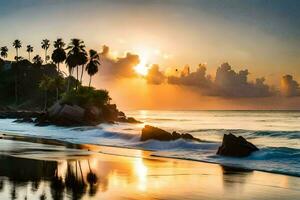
0,137,300,200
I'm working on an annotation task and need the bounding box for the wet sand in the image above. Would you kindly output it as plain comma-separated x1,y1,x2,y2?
0,133,300,200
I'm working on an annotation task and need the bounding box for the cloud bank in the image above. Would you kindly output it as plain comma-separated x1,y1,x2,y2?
96,45,299,98
280,74,300,97
99,45,140,78
165,62,275,97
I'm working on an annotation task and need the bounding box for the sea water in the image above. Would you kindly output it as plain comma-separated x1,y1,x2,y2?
0,110,299,176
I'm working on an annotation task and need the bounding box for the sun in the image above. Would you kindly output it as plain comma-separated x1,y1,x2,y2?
134,51,149,76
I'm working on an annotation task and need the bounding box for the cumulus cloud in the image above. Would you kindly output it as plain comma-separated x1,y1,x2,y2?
146,64,166,84
164,62,275,97
280,74,300,97
99,45,140,78
214,63,274,97
167,64,213,92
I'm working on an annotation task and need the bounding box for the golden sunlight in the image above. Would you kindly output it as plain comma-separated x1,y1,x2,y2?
134,50,149,76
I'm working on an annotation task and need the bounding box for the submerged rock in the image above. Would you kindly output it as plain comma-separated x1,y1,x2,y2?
141,125,201,142
217,133,259,157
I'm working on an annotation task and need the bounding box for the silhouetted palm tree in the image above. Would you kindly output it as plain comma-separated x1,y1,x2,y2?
32,55,43,66
65,54,77,91
13,39,22,61
41,39,50,63
51,38,66,72
66,38,86,89
86,49,100,87
0,46,8,58
12,40,22,104
78,51,88,83
26,45,33,61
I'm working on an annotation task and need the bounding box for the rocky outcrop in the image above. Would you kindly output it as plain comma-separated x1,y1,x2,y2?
2,102,140,127
141,125,201,142
217,133,259,157
0,110,44,119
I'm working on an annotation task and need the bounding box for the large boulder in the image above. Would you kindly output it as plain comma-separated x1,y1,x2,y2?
141,125,202,142
141,125,173,141
84,106,103,125
217,133,259,157
56,104,85,125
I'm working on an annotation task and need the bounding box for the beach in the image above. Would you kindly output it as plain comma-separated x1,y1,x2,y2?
0,133,300,200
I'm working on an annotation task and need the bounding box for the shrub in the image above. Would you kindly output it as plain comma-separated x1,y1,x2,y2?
61,86,111,108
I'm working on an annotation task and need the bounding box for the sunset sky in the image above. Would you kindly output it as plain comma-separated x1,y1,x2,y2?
1,0,300,109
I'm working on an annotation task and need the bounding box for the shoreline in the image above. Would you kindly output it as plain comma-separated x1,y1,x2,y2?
1,131,299,178
0,133,300,200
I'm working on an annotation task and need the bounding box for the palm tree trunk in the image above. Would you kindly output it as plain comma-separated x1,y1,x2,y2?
80,65,84,83
28,53,30,61
89,75,92,87
45,49,47,63
57,63,60,73
76,66,79,90
15,48,19,104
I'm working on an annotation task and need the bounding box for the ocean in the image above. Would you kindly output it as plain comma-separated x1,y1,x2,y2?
0,110,299,176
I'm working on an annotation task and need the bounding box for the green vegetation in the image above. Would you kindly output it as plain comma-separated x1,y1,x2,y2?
0,38,103,111
61,86,110,109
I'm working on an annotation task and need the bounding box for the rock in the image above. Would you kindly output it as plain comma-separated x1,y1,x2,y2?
102,104,119,121
126,117,141,123
141,125,173,141
48,102,63,118
84,106,103,124
217,133,259,157
181,133,194,140
13,117,34,123
117,116,141,123
55,104,85,125
172,131,181,140
141,125,201,142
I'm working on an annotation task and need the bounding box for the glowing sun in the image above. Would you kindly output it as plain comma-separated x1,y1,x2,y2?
134,51,149,76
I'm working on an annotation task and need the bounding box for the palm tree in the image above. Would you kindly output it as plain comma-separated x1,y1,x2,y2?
26,45,33,61
12,39,22,104
66,38,86,89
51,38,66,73
32,55,43,66
85,49,100,87
13,39,22,61
65,54,77,91
41,39,50,63
0,46,8,58
78,51,88,83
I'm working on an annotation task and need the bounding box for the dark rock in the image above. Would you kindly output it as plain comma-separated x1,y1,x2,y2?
181,133,194,140
127,117,141,123
13,117,34,123
217,133,259,157
84,106,103,124
141,125,173,141
172,131,181,140
141,125,201,142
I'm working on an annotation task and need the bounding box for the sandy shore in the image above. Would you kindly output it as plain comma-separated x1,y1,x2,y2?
0,133,299,200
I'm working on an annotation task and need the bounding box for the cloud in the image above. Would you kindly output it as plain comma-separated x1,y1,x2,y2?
146,64,166,84
99,45,140,78
214,63,274,97
164,62,275,97
167,64,213,92
280,74,300,97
